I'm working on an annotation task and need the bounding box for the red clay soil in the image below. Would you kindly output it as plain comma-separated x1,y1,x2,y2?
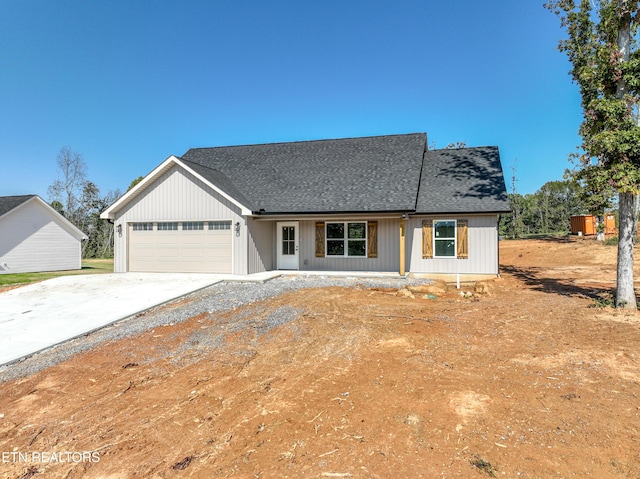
0,237,639,478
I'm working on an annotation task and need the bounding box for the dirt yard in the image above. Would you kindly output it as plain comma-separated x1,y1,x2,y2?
1,237,639,478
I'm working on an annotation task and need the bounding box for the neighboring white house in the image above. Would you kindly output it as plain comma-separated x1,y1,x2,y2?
0,195,87,274
101,133,511,277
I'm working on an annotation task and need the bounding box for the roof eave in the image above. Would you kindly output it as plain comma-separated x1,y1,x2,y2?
413,209,512,216
253,209,415,216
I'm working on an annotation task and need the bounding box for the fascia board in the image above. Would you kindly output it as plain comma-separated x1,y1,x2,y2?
411,209,511,216
35,196,88,240
100,155,179,220
100,155,252,219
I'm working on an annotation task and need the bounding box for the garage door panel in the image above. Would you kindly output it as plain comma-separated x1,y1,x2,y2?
129,222,232,273
208,247,232,258
181,249,206,259
182,235,208,245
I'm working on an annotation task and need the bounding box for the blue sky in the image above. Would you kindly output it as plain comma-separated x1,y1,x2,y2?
1,0,582,198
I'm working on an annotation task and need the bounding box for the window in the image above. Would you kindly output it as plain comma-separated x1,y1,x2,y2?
433,220,456,257
208,221,231,230
132,222,153,231
422,218,468,259
282,226,295,255
182,221,204,230
326,222,367,257
157,222,178,231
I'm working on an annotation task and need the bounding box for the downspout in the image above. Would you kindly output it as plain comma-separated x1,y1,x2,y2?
497,214,501,278
399,214,406,276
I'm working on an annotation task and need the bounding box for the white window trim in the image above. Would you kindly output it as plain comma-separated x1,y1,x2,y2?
325,221,368,258
208,221,231,230
182,221,204,231
132,222,154,231
157,222,178,231
433,219,457,258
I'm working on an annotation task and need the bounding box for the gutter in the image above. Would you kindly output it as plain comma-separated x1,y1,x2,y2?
251,209,415,216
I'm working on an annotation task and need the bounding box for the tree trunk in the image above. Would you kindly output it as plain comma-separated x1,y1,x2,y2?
616,192,637,309
613,2,636,309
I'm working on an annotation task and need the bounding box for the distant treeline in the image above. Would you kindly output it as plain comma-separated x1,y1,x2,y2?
499,180,606,238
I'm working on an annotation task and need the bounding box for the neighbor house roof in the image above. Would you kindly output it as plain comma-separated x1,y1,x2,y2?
0,195,87,239
180,133,427,214
0,195,36,219
417,147,510,214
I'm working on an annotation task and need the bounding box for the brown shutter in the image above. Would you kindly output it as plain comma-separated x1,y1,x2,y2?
422,219,433,259
367,221,378,258
457,219,469,259
315,222,325,257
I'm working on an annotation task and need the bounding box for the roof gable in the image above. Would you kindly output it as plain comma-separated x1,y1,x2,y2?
0,195,35,219
416,146,511,214
100,156,253,219
0,195,87,239
181,133,427,214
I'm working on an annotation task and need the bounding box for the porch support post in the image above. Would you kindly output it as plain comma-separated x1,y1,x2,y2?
399,217,406,276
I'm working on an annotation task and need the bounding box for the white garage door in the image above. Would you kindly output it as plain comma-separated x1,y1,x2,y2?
128,221,232,273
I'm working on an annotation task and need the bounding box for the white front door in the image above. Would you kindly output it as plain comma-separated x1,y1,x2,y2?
277,221,299,270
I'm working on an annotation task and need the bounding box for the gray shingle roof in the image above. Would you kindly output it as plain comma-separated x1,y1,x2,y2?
176,134,510,215
416,147,510,214
0,195,35,218
181,133,427,213
179,158,255,210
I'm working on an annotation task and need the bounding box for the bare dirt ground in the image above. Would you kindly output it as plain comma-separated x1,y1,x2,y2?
1,237,639,479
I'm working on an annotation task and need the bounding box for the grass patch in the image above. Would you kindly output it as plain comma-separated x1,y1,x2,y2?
589,296,616,308
603,236,618,246
0,259,113,288
587,289,616,308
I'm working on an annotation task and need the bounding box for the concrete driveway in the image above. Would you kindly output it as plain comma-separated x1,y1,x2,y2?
0,272,278,366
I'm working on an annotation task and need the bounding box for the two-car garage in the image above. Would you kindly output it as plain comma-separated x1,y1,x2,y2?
128,221,232,273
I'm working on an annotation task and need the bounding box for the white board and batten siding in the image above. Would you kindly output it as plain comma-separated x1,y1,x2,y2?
112,165,246,274
406,215,500,275
109,166,502,276
247,218,274,274
0,199,82,274
297,218,400,272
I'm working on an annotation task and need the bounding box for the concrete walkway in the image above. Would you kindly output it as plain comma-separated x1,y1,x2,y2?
0,272,279,366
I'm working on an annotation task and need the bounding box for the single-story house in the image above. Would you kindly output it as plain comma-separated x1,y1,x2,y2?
100,133,510,276
0,195,87,274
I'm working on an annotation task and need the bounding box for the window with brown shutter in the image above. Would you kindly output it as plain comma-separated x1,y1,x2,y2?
367,221,378,258
422,219,433,258
315,222,325,257
422,218,469,259
457,219,469,259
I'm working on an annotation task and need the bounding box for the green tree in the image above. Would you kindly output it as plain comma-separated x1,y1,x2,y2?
534,180,585,232
499,193,524,238
546,0,640,309
127,176,144,191
500,180,585,237
82,188,120,258
50,200,64,215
